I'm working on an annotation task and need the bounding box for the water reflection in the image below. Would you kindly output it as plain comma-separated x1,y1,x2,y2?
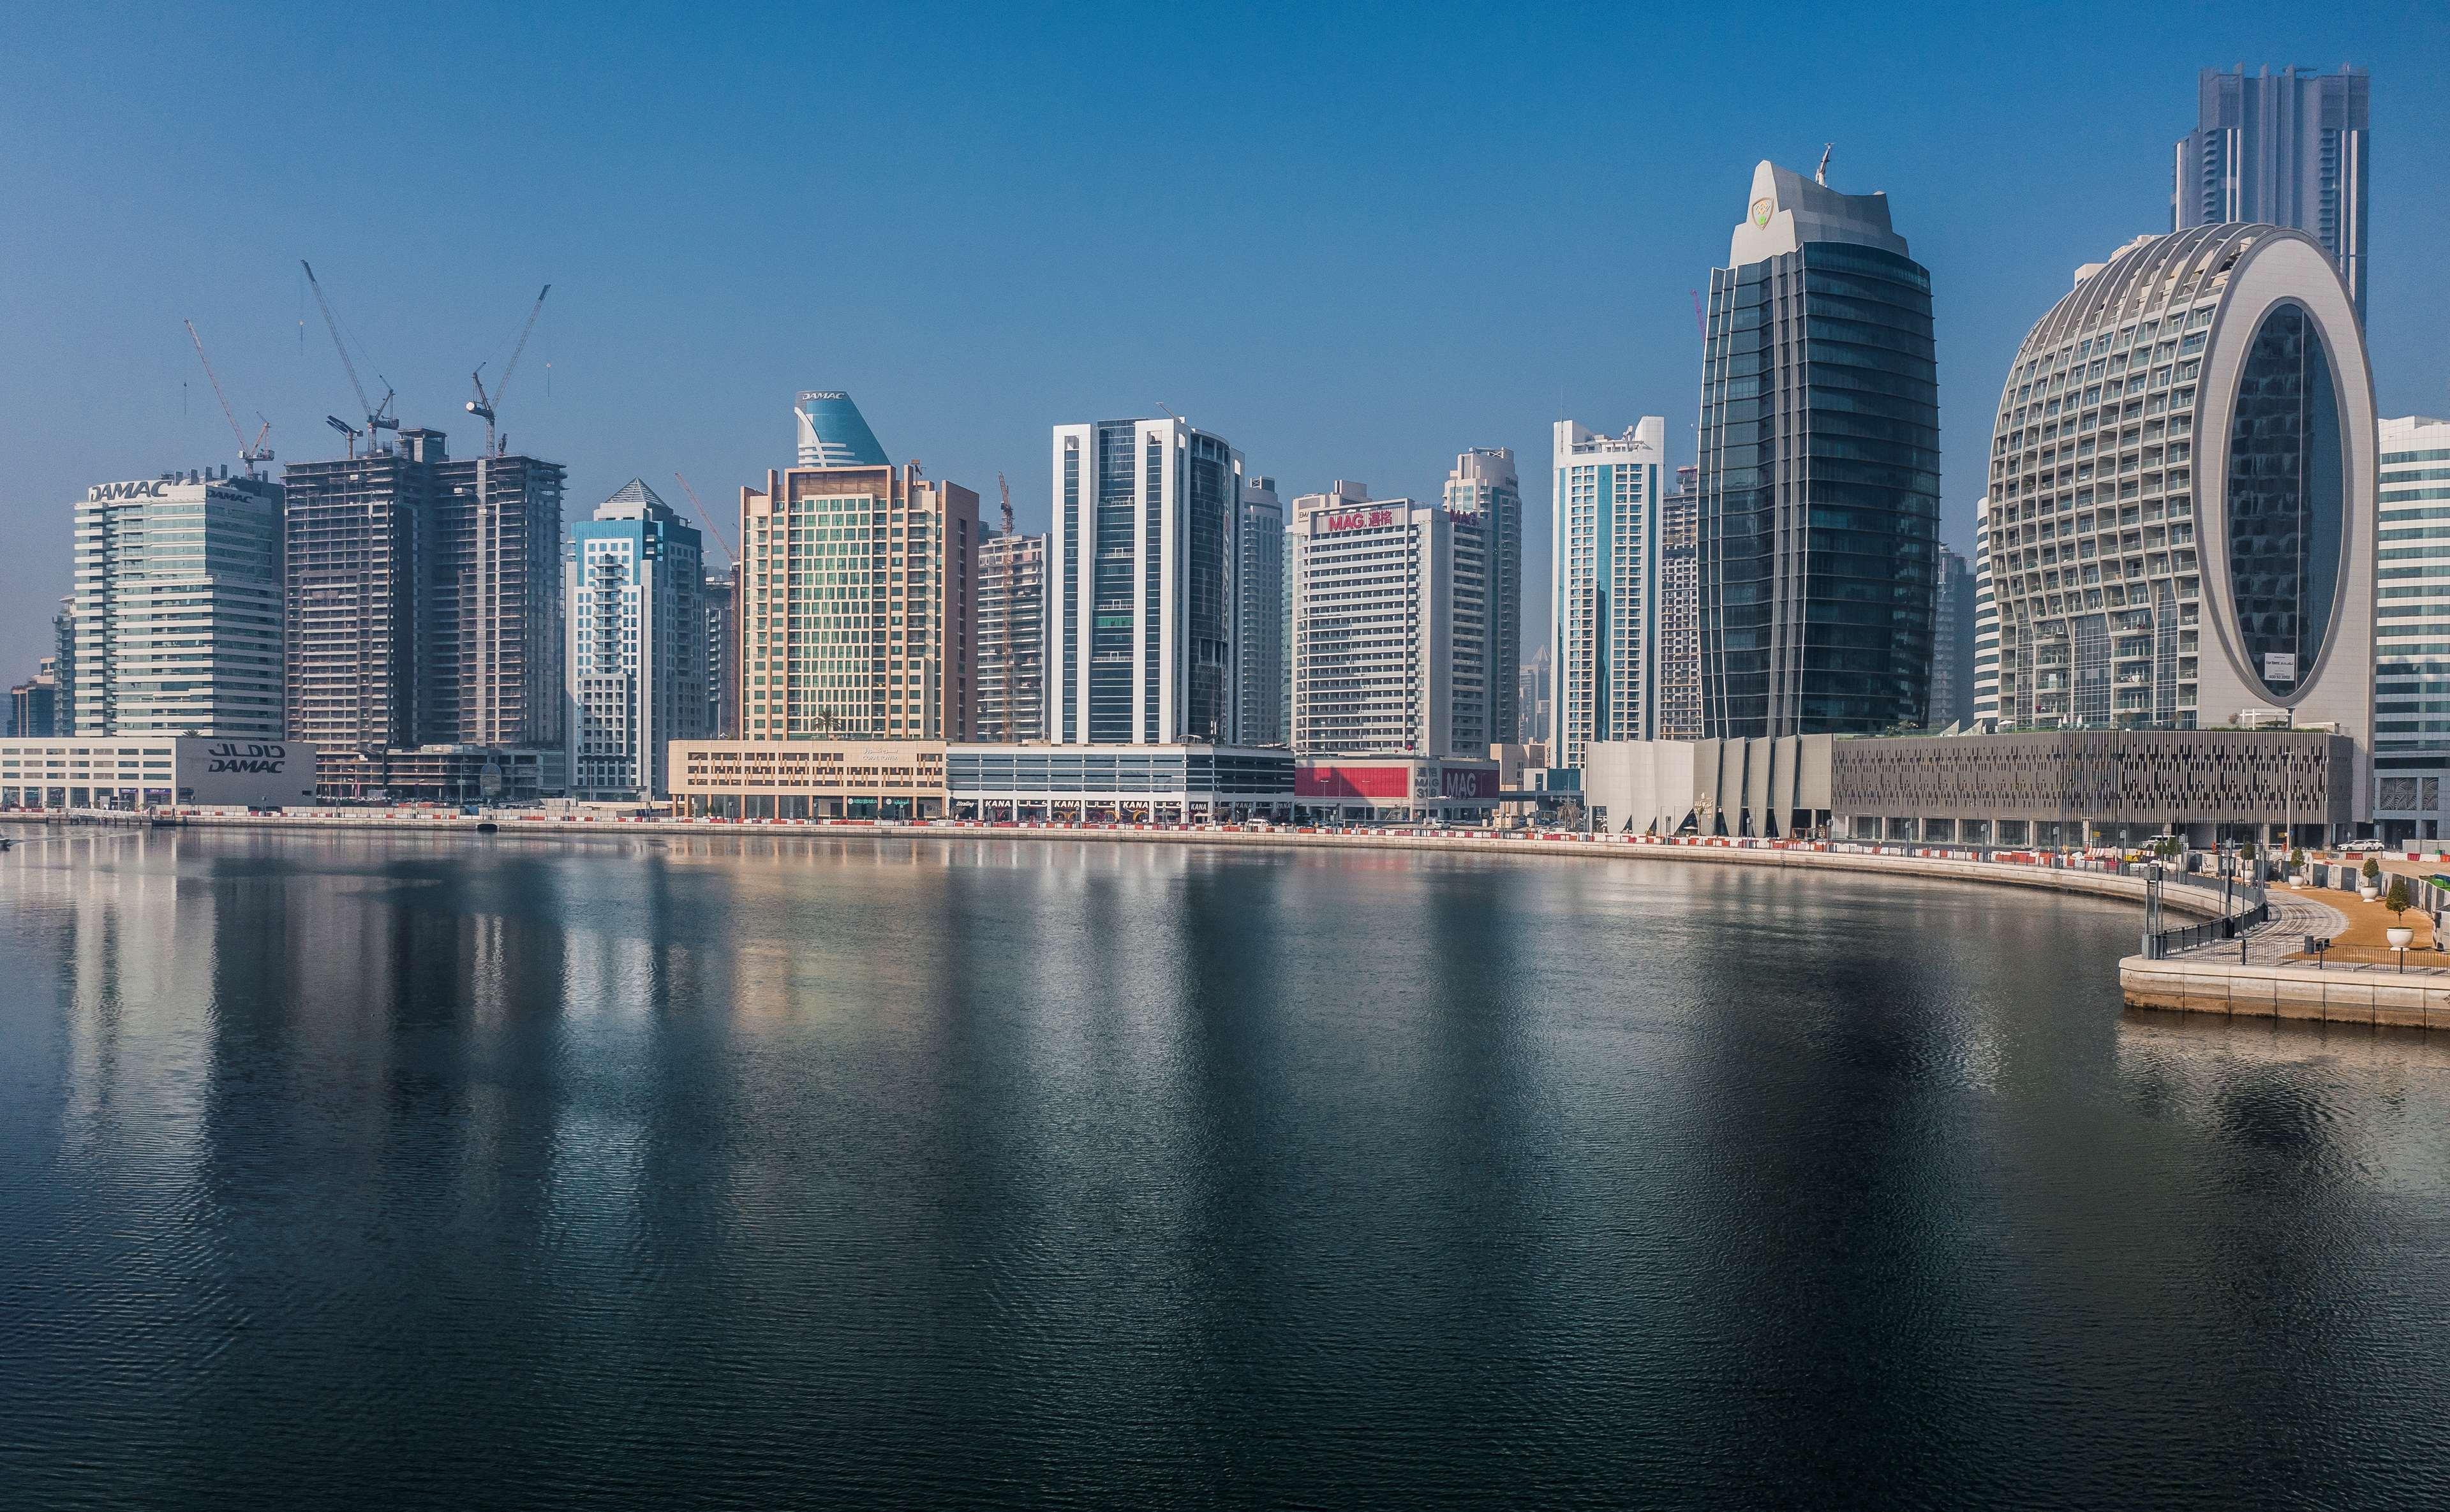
3,829,2450,1508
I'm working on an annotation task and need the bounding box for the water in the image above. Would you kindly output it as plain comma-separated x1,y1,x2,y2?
3,828,2448,1509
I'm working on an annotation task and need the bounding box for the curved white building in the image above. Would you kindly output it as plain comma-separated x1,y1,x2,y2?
1981,225,2375,800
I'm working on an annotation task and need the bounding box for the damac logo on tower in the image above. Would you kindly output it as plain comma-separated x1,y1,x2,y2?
86,480,170,502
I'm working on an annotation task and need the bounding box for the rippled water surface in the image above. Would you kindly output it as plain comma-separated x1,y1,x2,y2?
4,828,2450,1509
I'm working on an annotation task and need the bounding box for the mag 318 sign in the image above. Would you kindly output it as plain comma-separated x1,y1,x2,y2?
205,742,288,775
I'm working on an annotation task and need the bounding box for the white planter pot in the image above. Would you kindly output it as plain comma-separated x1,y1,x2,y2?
2363,886,2382,901
2388,926,2416,950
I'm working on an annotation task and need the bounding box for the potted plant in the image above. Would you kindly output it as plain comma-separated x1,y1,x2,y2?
2363,856,2384,901
2290,846,2308,886
2386,876,2417,969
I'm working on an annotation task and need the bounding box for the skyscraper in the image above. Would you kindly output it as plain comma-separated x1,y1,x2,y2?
1927,545,1975,729
794,390,891,468
1982,225,2374,815
1046,419,1244,745
703,565,737,738
1698,159,1940,739
49,597,73,736
2174,65,2368,322
736,461,977,741
1971,503,2000,727
1656,464,1703,741
978,530,1047,741
71,469,284,737
2370,416,2450,843
565,480,706,800
1289,484,1453,755
9,658,60,739
1236,476,1286,746
1552,417,1667,769
1444,448,1522,753
283,431,445,756
430,451,565,750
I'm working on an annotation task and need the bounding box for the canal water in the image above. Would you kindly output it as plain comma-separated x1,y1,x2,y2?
4,829,2447,1509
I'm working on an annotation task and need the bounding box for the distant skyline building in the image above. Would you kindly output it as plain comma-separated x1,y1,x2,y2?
50,596,74,736
9,657,61,739
430,452,566,750
2174,64,2368,323
1656,464,1702,741
1971,503,2000,726
704,564,737,738
978,530,1047,741
1982,224,2375,822
1046,419,1244,745
736,460,978,742
1928,544,1975,728
283,429,447,757
71,468,285,737
2372,415,2450,843
1552,416,1667,769
794,390,890,468
1290,482,1455,756
1236,476,1286,747
1444,447,1522,754
565,480,706,801
1698,159,1940,739
1518,642,1550,746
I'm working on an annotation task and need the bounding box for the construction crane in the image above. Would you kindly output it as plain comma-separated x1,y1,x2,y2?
1816,142,1833,186
466,284,551,457
325,415,363,457
672,471,739,567
1689,289,1707,342
184,319,273,477
300,260,397,448
997,472,1014,535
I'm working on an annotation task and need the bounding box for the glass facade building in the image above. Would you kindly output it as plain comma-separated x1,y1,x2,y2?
2372,416,2450,843
1551,419,1667,768
1046,419,1244,745
793,390,889,468
2174,65,2368,323
1696,160,1940,739
1979,224,2375,822
564,480,707,800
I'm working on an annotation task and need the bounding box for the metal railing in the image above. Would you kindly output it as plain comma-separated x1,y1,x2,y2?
2141,866,2271,960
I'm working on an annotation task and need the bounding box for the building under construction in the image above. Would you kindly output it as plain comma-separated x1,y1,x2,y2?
282,427,566,799
977,531,1046,741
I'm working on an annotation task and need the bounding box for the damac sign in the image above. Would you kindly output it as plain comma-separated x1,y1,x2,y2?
86,480,170,502
1325,508,1393,532
205,742,287,775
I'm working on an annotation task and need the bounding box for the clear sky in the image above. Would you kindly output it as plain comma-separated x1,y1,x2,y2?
4,1,2445,681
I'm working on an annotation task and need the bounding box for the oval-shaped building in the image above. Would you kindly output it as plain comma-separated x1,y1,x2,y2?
1980,225,2374,775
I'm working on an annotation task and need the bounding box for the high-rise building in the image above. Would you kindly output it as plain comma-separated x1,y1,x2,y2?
1236,476,1286,746
703,565,737,738
284,427,566,779
430,452,565,750
1984,226,2375,815
794,390,890,468
10,658,61,738
736,461,977,741
1552,417,1667,769
2372,416,2450,842
1656,464,1703,740
978,530,1047,741
1046,419,1244,745
1971,502,2000,727
70,470,285,738
1927,545,1975,729
2174,65,2368,323
565,480,706,801
283,431,445,755
1698,159,1940,739
49,597,74,736
1290,483,1455,755
1444,448,1522,754
1518,644,1550,746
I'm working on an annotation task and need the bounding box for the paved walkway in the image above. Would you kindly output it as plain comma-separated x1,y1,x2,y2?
2171,884,2347,965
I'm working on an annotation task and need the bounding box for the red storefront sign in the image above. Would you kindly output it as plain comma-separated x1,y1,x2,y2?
1296,762,1413,799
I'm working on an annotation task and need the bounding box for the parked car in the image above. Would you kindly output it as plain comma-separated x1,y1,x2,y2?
2342,839,2386,854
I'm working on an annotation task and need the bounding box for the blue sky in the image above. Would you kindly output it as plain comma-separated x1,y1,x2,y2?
4,1,2446,679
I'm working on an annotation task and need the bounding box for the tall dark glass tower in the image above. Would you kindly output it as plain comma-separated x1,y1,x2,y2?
1696,159,1940,739
2174,66,2368,324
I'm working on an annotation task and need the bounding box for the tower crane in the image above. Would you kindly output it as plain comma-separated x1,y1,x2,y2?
997,472,1014,535
673,471,739,567
184,319,273,477
300,260,397,448
467,284,551,457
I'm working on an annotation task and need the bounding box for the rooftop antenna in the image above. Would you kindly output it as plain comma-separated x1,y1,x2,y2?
184,318,274,477
1816,143,1833,186
466,283,551,457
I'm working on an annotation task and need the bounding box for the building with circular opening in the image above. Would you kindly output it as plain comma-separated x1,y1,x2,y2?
1979,224,2375,801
